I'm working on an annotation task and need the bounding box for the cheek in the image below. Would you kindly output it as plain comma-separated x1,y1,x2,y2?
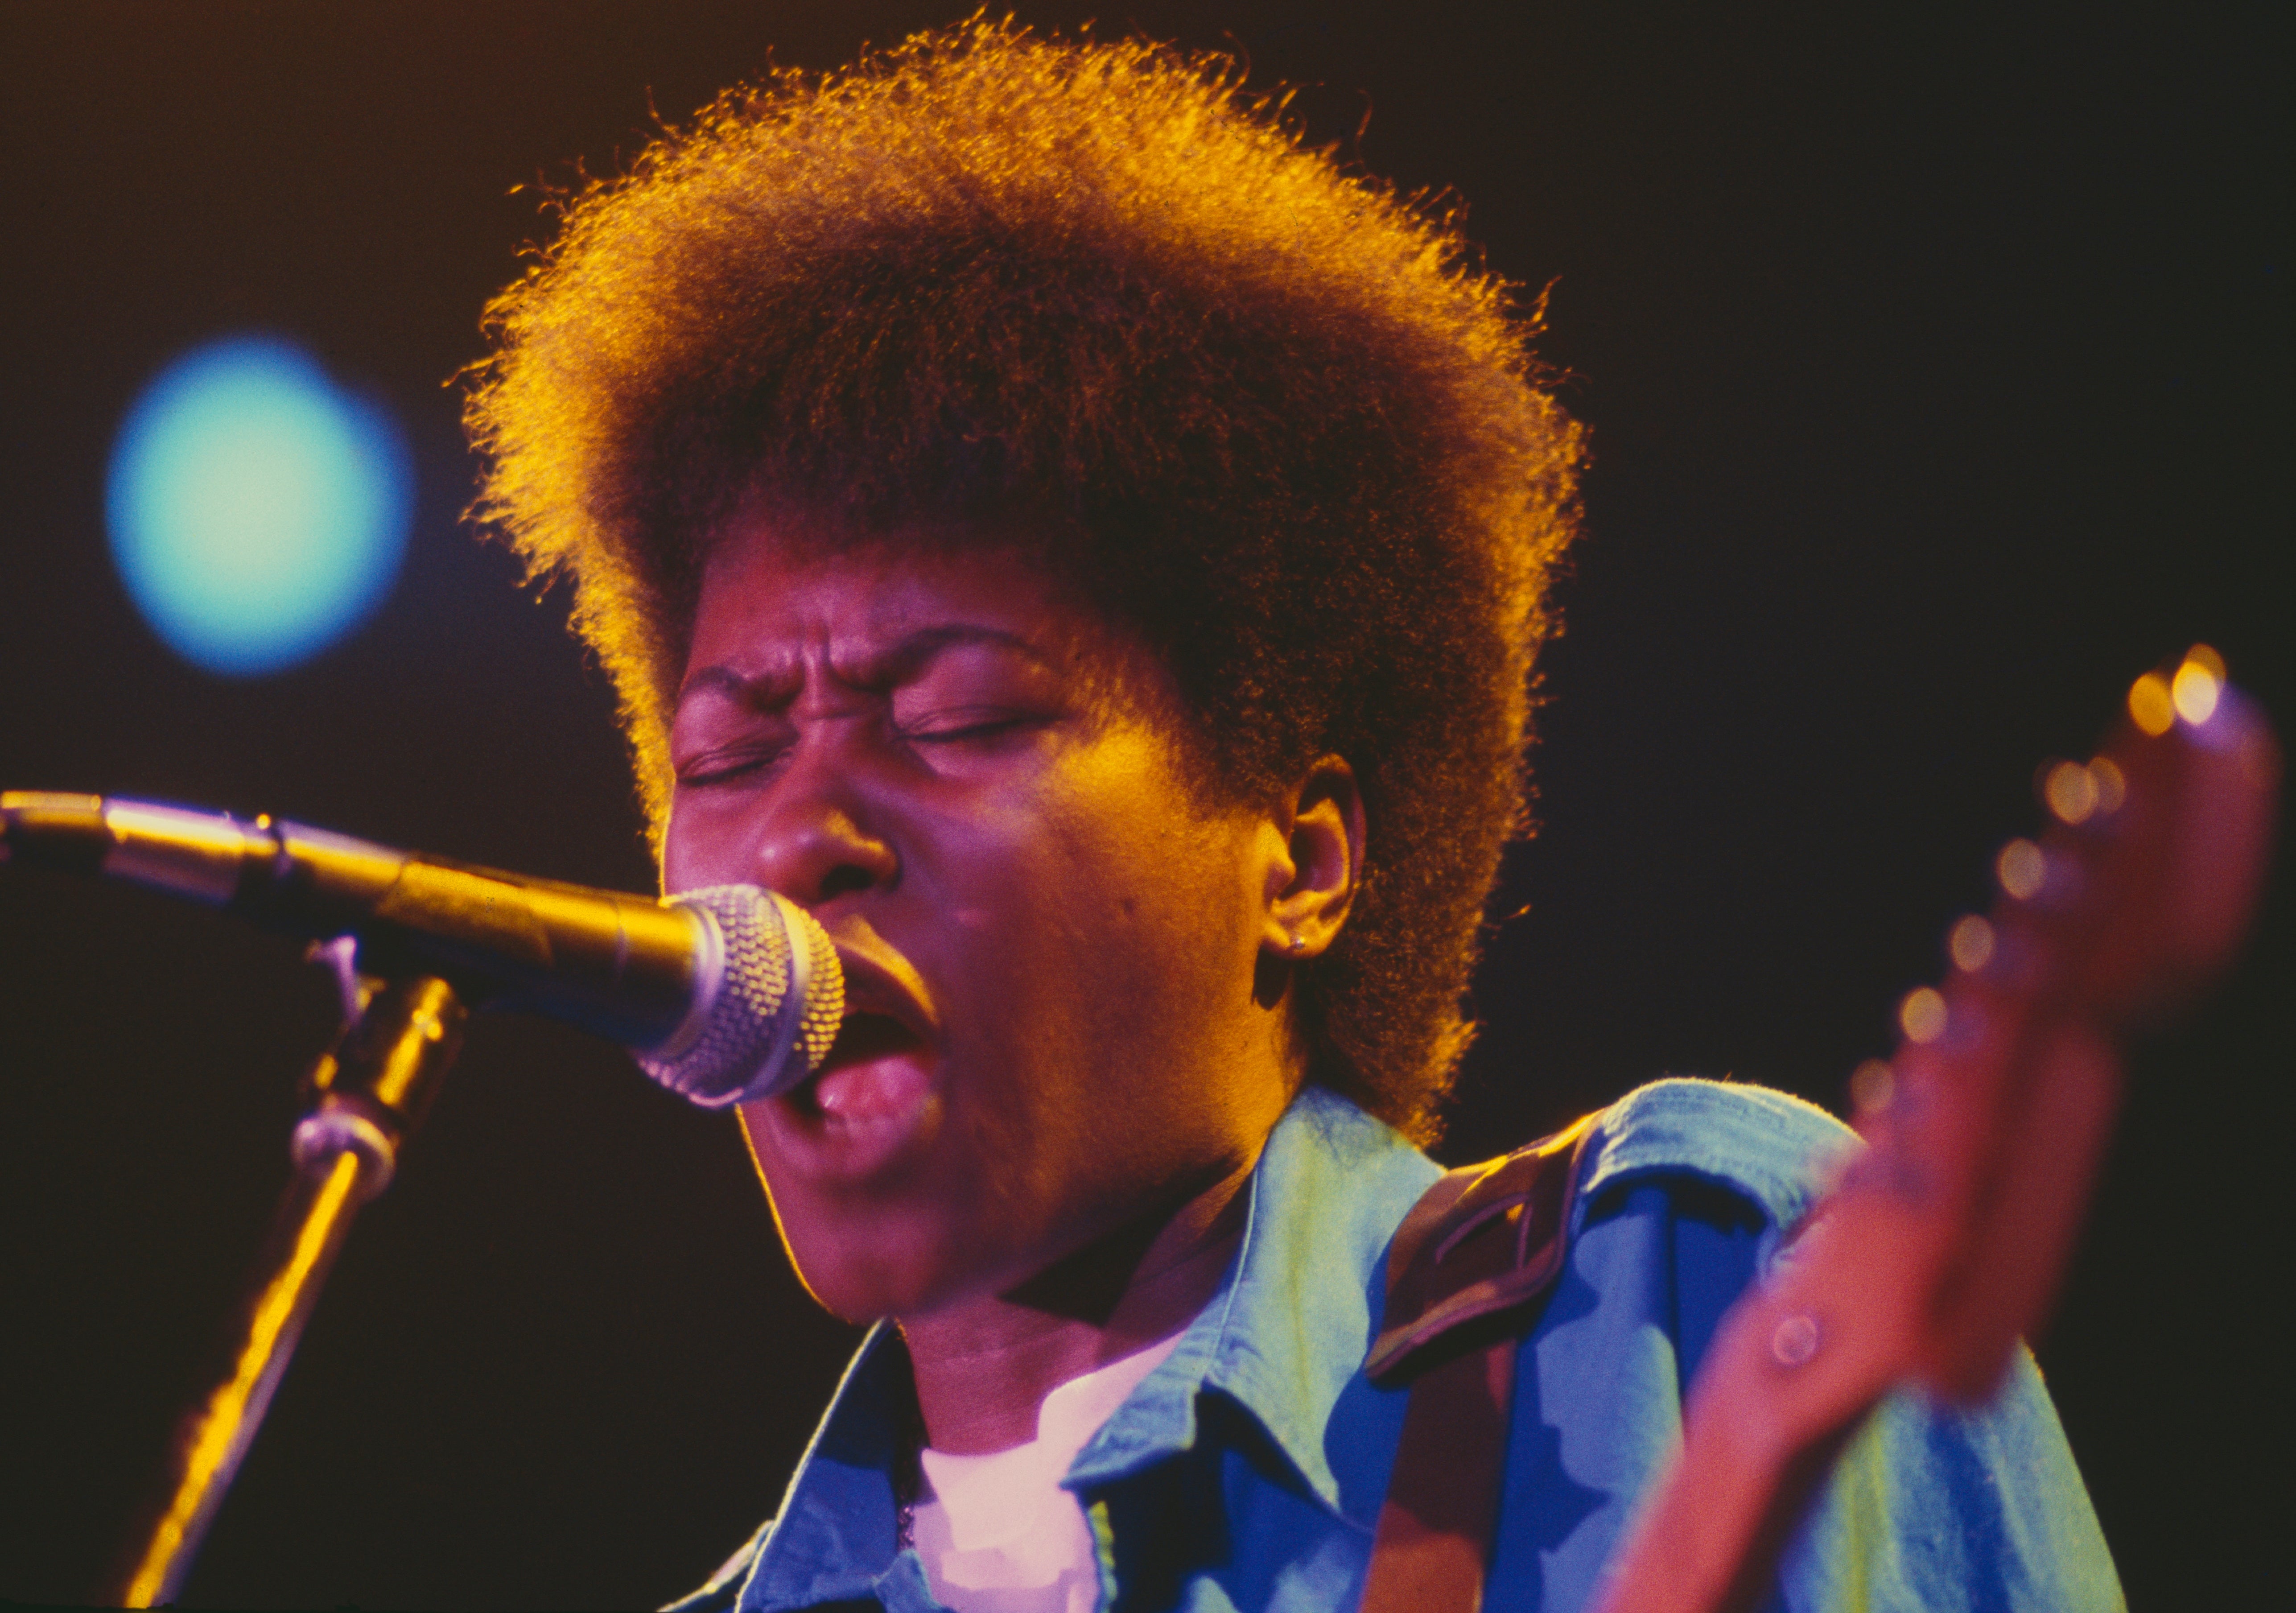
928,761,1259,1133
922,751,1191,1036
658,791,720,895
660,776,800,896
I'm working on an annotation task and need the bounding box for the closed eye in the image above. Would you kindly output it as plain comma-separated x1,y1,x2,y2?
676,746,784,786
898,710,1047,744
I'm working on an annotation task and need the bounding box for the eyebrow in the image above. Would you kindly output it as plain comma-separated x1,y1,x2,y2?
676,623,1056,707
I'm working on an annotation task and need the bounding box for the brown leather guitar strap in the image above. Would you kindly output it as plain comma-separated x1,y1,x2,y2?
1357,1114,1599,1613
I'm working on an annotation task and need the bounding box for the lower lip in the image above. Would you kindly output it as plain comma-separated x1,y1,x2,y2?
752,1033,938,1180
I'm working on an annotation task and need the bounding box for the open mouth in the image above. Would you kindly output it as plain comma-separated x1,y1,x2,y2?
787,1011,932,1122
822,1011,923,1072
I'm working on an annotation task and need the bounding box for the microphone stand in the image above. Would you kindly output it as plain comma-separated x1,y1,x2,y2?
117,958,467,1607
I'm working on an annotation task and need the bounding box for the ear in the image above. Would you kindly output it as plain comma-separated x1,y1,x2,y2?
1259,756,1366,961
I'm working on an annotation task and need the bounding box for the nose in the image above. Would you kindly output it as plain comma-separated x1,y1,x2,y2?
745,767,899,908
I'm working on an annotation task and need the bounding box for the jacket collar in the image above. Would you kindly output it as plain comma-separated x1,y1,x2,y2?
734,1087,1439,1610
1063,1086,1439,1518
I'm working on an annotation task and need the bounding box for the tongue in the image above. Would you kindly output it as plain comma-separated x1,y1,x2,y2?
812,1015,930,1121
815,1056,930,1120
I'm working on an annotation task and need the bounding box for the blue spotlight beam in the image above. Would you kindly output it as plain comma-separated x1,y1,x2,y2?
107,337,412,677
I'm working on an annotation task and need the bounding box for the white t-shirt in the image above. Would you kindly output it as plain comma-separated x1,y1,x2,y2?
911,1331,1187,1613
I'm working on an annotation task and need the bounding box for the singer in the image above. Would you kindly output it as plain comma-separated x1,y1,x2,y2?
464,20,2117,1613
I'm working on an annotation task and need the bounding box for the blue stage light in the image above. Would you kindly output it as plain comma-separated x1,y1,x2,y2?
107,336,412,676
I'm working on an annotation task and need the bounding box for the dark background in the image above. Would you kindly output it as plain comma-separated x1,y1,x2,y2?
0,2,2284,1606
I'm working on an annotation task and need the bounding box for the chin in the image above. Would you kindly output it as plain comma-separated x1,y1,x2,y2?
790,1240,972,1324
763,1180,993,1323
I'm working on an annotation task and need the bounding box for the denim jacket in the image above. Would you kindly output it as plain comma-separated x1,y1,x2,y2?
671,1080,2123,1612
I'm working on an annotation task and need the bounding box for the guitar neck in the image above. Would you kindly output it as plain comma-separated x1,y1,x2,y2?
1587,650,2279,1613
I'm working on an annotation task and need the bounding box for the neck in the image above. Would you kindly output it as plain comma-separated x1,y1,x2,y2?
899,1153,1257,1455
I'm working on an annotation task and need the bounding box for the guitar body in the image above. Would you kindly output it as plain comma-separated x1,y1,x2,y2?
1589,651,2280,1613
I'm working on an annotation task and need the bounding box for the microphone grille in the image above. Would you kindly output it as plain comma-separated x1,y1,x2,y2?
637,886,844,1108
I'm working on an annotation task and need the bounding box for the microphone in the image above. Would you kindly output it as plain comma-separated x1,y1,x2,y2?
0,792,843,1108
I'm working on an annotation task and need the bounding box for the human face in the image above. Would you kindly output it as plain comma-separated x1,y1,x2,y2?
662,522,1300,1323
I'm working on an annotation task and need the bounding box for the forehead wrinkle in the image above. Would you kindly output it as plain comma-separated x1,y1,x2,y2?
676,622,1061,712
675,662,762,707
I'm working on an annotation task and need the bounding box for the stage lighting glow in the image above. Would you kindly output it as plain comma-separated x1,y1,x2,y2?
1898,986,1948,1044
107,336,412,676
2171,650,2222,726
2126,671,2175,737
1948,914,1996,973
2044,760,2098,825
